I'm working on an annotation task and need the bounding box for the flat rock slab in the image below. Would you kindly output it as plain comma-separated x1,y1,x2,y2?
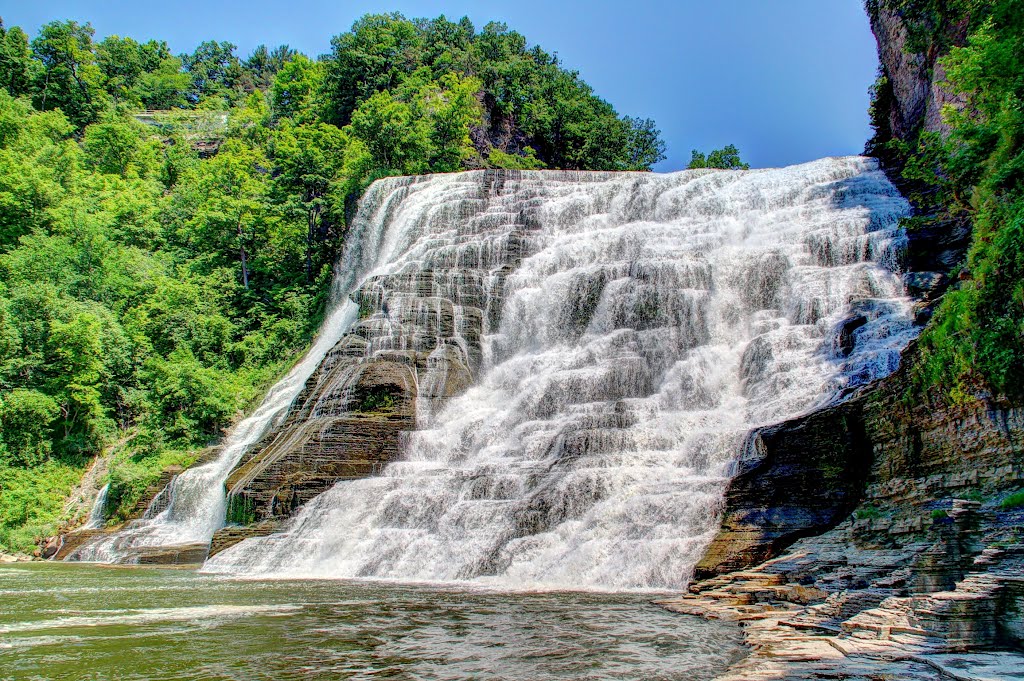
659,576,1024,681
121,542,209,566
918,652,1024,681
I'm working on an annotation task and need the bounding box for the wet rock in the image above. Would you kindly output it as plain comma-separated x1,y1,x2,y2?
835,314,868,357
902,271,948,299
220,175,545,526
51,530,105,561
130,465,183,519
40,536,61,559
126,542,209,565
209,520,283,558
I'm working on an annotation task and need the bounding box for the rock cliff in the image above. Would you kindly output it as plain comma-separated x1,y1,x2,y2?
866,0,969,141
865,0,974,301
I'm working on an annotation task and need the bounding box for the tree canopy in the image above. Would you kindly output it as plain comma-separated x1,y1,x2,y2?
687,144,750,170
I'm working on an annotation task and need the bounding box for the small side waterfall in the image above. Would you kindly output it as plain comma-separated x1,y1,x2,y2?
201,158,918,589
82,484,110,530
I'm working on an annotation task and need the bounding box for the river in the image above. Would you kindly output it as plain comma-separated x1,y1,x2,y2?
0,563,744,680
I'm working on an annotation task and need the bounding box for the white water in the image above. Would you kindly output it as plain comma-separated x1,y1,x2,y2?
82,484,109,530
66,177,436,562
203,158,918,589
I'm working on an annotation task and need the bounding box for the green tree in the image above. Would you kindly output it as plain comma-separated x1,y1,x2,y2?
242,44,295,92
271,121,348,281
141,346,246,441
178,138,272,289
181,40,241,105
624,117,667,170
688,144,750,170
0,22,35,96
95,35,145,104
322,13,423,126
30,20,108,128
0,389,59,467
82,119,152,177
417,15,475,77
416,72,482,172
135,55,190,109
271,54,323,122
48,312,107,454
349,89,430,174
0,92,75,249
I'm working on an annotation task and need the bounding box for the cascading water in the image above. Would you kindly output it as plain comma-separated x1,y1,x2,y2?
203,157,918,589
65,176,438,562
82,484,110,530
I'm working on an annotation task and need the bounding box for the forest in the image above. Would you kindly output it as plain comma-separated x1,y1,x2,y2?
0,13,668,552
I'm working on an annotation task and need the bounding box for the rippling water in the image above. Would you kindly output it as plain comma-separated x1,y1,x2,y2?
0,564,744,680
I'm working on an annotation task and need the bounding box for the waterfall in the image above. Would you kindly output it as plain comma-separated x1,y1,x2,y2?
82,484,109,530
202,157,917,589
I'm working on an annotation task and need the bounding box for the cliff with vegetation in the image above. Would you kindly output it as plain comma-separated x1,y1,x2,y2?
0,14,666,555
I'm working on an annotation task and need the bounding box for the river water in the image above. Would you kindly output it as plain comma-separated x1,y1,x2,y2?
0,564,744,680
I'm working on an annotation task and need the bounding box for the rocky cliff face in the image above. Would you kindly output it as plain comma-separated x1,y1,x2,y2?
673,352,1024,679
866,1,969,141
866,0,974,301
694,396,873,579
695,350,1024,576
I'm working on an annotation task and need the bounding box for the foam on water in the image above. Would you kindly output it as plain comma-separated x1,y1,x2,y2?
202,158,917,589
0,604,301,635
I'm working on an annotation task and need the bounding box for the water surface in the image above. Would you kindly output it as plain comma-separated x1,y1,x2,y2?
0,564,744,680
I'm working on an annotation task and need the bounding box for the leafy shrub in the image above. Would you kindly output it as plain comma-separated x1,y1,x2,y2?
855,505,883,520
104,446,200,522
487,147,545,170
357,388,397,413
0,459,84,553
959,488,984,502
0,389,59,467
999,490,1024,510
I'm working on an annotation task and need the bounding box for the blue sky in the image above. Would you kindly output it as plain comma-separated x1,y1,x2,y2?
0,0,879,171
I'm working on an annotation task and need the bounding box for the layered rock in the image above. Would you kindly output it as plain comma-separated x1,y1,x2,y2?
695,348,1024,574
694,398,873,578
867,1,969,141
866,0,975,300
673,338,1024,678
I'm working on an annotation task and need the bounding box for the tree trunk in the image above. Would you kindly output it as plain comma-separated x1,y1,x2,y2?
305,201,321,284
237,217,250,289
